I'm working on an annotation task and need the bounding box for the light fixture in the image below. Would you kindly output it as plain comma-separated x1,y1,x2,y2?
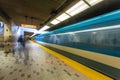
66,0,89,16
56,13,70,21
50,19,60,25
85,0,103,6
39,25,50,32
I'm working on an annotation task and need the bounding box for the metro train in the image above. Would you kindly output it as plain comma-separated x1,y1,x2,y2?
35,9,120,80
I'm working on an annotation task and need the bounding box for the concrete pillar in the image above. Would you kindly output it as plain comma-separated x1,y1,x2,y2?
3,20,12,55
0,16,6,51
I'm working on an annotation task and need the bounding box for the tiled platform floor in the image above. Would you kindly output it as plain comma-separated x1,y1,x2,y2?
0,42,90,80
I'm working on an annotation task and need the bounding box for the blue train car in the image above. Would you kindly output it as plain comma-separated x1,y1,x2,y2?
36,9,120,80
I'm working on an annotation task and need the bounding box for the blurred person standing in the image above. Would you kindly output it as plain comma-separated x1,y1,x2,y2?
16,35,29,65
15,35,25,63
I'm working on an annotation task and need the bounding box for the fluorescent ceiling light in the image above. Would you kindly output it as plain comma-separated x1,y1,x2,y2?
86,0,103,6
56,13,70,21
30,33,36,37
50,19,60,25
66,0,89,16
39,25,50,32
32,26,50,34
21,27,37,33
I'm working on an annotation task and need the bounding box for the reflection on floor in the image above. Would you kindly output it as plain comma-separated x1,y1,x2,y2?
0,42,90,80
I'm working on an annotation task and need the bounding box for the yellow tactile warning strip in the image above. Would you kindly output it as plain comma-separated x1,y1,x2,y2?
32,41,113,80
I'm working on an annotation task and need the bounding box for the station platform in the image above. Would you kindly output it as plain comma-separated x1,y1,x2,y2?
0,42,90,80
0,0,120,80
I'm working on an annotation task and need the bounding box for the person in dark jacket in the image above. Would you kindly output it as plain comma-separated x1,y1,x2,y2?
16,36,29,65
15,36,25,63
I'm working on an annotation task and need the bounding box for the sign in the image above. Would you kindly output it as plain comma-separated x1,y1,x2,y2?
21,24,37,29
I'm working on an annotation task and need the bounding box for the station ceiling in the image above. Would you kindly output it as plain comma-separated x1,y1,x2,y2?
0,0,74,28
0,0,120,31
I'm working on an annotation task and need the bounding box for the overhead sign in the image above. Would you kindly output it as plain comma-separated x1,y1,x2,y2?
21,24,37,29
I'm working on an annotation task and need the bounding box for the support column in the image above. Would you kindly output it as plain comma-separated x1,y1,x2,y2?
4,20,12,55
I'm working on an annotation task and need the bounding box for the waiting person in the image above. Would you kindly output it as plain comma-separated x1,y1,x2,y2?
15,36,29,65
